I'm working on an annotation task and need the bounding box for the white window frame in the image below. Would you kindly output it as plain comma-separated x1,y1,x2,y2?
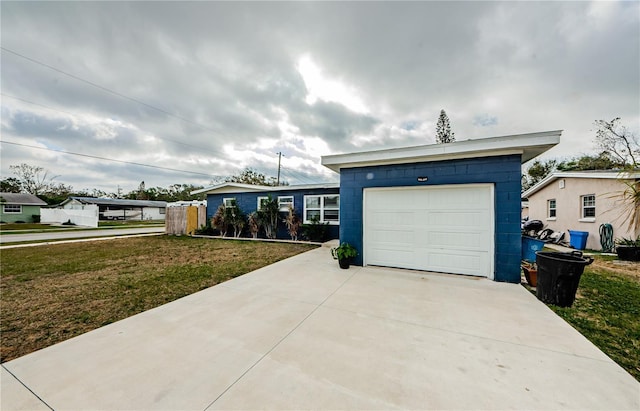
223,197,236,208
580,194,596,221
3,204,22,214
547,199,556,220
278,196,294,212
257,196,269,210
303,194,339,225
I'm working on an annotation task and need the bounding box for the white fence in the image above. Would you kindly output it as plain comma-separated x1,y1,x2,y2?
41,205,99,227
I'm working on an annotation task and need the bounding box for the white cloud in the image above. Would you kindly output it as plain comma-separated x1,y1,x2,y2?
297,54,369,114
0,1,638,192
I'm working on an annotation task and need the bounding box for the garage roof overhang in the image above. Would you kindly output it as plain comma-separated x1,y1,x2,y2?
321,130,561,173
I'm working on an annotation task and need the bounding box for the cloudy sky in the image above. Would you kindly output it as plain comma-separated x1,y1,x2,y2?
1,1,638,194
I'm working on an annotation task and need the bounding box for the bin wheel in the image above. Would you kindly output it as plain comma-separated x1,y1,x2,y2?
538,229,553,241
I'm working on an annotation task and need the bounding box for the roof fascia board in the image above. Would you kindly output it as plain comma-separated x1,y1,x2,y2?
192,182,340,195
191,183,273,195
322,130,561,173
325,149,525,172
522,170,640,198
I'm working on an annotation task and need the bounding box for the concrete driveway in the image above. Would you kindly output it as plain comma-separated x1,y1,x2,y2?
2,243,639,410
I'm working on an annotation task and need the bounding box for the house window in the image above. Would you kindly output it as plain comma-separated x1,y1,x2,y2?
159,208,166,215
278,196,294,211
3,204,21,213
581,194,596,219
304,194,339,224
547,199,556,219
257,196,268,210
223,198,236,208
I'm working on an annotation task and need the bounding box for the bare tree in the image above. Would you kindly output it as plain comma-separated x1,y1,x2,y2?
8,163,57,195
594,118,639,168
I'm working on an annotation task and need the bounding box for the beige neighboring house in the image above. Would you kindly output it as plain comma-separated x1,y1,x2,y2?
522,170,640,251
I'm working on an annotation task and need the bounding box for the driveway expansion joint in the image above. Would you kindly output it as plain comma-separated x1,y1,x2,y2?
203,267,361,410
2,364,55,411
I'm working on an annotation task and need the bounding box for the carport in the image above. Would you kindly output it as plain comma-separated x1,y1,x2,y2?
322,131,562,283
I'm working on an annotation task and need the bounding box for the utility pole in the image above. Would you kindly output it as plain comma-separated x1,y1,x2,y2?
276,151,283,186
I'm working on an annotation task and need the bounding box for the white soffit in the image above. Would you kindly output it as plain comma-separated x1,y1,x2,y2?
321,130,562,173
191,182,340,195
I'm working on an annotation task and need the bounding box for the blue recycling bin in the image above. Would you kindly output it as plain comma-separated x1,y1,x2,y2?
522,236,545,262
568,230,589,250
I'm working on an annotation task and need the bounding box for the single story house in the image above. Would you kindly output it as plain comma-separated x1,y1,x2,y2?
321,130,561,283
522,170,640,250
58,197,167,221
0,192,48,223
192,182,340,240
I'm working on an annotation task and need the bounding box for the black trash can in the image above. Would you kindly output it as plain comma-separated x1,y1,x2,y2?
535,251,594,307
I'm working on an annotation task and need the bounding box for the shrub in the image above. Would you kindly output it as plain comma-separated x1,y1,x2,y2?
283,206,301,241
257,195,279,239
194,220,216,235
301,216,329,242
211,205,228,236
331,242,358,260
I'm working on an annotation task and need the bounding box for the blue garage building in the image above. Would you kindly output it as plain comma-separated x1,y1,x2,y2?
322,131,560,283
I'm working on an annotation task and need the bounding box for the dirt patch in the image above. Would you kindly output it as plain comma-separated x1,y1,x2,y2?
591,258,640,281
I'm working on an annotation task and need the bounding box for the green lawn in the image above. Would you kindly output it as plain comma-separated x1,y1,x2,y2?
546,260,640,381
0,236,316,362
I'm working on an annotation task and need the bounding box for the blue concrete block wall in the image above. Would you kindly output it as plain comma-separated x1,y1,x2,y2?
339,155,522,283
206,187,340,240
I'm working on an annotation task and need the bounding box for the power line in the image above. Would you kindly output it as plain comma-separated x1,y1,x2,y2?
0,46,226,137
0,48,327,183
1,93,77,117
0,92,227,158
279,165,325,184
1,140,221,179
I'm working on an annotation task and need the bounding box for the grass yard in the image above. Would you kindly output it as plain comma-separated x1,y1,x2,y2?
0,236,316,362
546,257,640,381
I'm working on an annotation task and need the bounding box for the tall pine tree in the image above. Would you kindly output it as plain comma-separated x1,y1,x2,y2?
436,109,455,143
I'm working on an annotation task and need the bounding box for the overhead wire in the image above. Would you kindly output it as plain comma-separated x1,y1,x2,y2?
0,140,222,179
1,93,228,159
1,47,332,184
279,165,329,184
0,47,226,137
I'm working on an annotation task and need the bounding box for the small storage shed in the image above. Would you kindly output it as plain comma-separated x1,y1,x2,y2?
322,131,561,283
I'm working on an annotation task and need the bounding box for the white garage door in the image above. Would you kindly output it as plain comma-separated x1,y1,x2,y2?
363,184,494,278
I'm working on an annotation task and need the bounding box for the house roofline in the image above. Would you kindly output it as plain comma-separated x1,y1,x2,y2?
191,182,340,196
521,170,640,199
0,192,47,206
321,130,562,173
62,197,167,207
